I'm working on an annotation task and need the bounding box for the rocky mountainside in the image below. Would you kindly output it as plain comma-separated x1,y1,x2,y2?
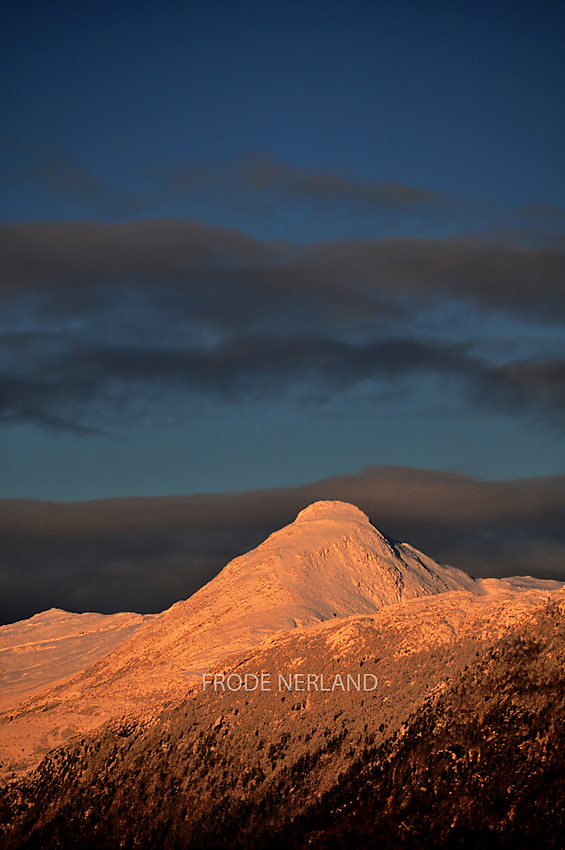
289,603,565,849
0,501,494,778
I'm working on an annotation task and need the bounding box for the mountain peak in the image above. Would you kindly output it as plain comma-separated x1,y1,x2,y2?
295,500,371,524
209,500,478,631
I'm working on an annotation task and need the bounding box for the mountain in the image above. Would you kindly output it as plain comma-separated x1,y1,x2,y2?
0,500,485,779
0,609,146,713
0,500,561,801
108,499,479,684
2,585,563,849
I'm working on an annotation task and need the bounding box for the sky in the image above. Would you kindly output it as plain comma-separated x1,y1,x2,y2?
1,0,564,503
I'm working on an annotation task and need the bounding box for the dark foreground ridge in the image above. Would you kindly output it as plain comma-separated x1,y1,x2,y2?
1,600,564,849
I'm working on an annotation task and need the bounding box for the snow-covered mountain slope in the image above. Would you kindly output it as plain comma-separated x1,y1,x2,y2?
0,609,145,712
0,501,561,779
3,584,565,850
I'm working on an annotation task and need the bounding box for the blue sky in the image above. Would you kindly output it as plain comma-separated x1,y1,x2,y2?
1,0,564,500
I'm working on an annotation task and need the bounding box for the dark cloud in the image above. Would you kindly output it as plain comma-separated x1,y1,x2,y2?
1,332,564,433
1,466,563,625
2,220,564,321
492,359,565,413
0,219,264,290
0,372,108,435
314,236,565,319
1,218,564,432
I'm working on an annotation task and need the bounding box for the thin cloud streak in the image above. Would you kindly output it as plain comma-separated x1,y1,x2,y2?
7,147,451,219
10,147,565,240
235,155,441,210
